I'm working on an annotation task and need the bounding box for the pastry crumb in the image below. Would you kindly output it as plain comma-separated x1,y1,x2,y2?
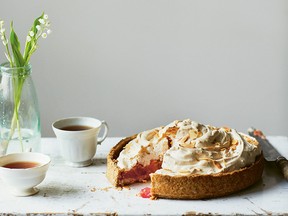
90,186,113,192
101,186,113,191
90,187,97,192
123,186,131,190
116,185,131,191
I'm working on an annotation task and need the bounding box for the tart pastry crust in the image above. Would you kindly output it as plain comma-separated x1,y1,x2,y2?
150,154,264,199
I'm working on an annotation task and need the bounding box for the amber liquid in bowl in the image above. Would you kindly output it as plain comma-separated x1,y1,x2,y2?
2,161,40,169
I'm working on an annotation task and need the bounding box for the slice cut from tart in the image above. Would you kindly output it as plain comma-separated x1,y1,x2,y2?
106,119,264,199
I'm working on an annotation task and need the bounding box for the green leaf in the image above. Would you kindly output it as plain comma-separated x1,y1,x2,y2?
34,12,44,28
23,12,44,64
23,40,32,64
25,41,37,65
10,22,24,67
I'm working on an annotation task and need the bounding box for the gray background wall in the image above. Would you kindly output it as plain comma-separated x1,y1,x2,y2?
1,0,288,137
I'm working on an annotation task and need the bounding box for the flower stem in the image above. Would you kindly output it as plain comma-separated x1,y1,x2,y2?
7,70,26,151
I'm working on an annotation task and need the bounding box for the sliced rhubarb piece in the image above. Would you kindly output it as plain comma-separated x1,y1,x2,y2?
139,187,151,198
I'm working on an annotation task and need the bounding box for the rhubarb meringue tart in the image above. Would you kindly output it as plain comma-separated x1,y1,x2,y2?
106,119,264,199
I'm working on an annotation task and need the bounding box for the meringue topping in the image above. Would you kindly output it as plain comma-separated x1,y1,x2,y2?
116,119,261,176
116,127,170,170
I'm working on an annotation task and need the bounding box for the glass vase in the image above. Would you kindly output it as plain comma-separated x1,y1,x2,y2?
0,62,41,156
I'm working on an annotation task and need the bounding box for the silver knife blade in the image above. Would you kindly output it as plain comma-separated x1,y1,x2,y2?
248,127,281,161
248,127,288,180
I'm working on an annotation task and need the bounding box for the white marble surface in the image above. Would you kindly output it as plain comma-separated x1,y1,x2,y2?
0,136,287,215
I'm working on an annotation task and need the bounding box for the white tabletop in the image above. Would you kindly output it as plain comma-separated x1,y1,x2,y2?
0,136,288,215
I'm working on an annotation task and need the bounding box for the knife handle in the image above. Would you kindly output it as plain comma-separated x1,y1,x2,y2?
276,156,288,181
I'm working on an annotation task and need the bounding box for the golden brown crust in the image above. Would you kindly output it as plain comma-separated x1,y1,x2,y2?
150,154,264,200
106,135,136,187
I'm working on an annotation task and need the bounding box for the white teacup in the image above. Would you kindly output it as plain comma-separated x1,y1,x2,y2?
0,152,51,196
52,117,108,167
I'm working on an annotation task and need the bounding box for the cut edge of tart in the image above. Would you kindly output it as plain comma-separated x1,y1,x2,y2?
106,135,138,186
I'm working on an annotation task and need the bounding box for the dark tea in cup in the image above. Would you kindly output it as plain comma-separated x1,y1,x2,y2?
60,125,93,131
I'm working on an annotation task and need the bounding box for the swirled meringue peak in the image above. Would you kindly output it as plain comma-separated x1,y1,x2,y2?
116,119,261,176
